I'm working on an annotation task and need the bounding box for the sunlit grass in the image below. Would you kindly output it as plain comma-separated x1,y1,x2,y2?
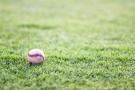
0,0,135,90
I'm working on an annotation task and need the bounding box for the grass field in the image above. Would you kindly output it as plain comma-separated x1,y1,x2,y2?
0,0,135,90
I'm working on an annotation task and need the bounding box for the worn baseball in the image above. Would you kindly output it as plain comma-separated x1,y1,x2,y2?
28,49,45,64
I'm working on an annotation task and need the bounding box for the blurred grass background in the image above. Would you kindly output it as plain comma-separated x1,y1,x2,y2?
0,0,135,90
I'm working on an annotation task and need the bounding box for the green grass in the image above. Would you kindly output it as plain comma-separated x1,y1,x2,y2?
0,0,135,90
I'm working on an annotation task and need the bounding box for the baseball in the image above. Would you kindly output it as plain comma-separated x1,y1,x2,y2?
28,49,45,64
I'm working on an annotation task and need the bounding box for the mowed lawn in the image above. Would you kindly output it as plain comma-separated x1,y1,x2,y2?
0,0,135,90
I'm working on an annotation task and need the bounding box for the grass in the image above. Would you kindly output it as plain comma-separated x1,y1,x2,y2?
0,0,135,90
